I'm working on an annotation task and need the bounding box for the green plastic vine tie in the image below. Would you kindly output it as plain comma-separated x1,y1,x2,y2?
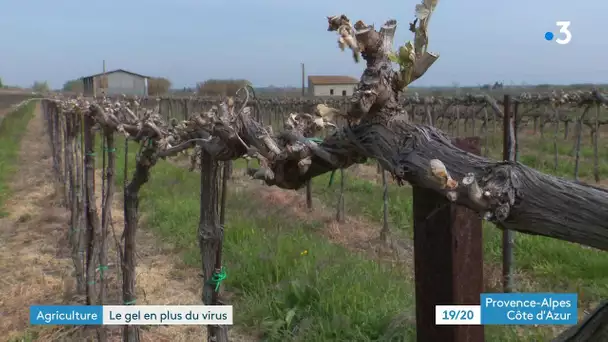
208,267,227,292
124,299,136,305
97,265,108,278
104,148,116,153
328,170,336,188
306,137,323,144
86,152,96,156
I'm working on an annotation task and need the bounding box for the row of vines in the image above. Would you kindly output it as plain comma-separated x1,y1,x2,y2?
40,90,607,341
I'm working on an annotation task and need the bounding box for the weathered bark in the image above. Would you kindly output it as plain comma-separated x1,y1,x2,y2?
76,116,87,294
65,115,86,294
199,151,229,342
60,115,70,206
83,116,101,305
122,142,158,342
98,131,115,342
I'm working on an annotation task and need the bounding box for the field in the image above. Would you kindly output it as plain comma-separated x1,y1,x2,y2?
0,90,607,342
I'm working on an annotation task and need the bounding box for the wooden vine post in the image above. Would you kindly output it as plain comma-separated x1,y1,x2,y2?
413,137,484,342
83,115,102,306
122,138,159,342
66,110,86,294
305,180,313,210
98,128,116,342
199,151,229,342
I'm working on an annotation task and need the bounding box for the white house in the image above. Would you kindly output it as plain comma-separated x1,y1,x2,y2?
82,69,149,97
307,75,359,97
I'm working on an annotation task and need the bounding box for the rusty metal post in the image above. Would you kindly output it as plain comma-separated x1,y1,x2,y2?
413,137,485,342
502,95,515,293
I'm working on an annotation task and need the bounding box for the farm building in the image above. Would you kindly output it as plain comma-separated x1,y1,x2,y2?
307,75,359,97
81,69,149,97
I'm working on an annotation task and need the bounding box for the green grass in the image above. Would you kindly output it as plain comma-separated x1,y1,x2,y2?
0,101,36,216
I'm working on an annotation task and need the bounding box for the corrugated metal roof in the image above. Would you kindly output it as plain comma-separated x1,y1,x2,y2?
81,69,150,79
308,75,359,85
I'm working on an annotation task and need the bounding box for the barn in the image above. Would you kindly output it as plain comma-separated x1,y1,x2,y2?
307,75,359,97
81,69,149,97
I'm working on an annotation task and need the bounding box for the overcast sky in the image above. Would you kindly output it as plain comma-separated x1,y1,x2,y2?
1,0,606,89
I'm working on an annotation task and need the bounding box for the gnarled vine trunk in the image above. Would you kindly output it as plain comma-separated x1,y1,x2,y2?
199,151,229,342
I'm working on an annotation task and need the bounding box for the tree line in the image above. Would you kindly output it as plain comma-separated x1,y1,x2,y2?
62,77,173,95
0,76,50,92
60,76,252,97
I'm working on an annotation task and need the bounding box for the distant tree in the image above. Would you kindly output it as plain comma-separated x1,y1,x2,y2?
492,81,503,90
62,79,84,93
147,77,172,95
196,79,251,96
32,81,50,92
0,77,3,88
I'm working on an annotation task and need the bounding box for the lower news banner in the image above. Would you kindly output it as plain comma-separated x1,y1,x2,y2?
435,293,578,325
30,305,234,325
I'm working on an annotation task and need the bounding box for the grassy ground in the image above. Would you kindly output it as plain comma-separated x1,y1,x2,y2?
0,102,36,216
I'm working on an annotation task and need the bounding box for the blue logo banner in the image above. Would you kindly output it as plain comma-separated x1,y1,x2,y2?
481,293,577,325
30,305,103,325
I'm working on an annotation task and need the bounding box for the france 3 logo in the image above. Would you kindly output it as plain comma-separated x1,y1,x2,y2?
544,21,571,45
